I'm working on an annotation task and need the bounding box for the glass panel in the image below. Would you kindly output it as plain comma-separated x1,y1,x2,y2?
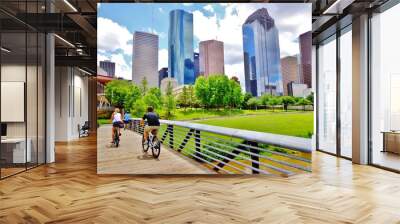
38,33,45,165
339,28,352,158
318,36,337,154
371,4,400,171
1,30,28,177
27,31,38,169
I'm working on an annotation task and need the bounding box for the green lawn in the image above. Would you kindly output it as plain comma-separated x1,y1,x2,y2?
194,112,313,138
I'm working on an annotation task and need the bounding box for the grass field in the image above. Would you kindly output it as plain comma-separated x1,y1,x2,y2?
194,112,313,138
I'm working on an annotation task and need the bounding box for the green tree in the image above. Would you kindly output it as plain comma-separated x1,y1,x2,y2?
104,80,131,108
280,96,296,111
144,87,163,110
227,79,244,108
194,76,210,108
267,97,280,112
131,98,146,117
164,81,176,119
247,97,260,110
306,92,314,105
187,85,195,109
260,94,272,110
177,85,189,111
124,84,142,111
297,98,312,111
242,92,253,109
140,77,148,96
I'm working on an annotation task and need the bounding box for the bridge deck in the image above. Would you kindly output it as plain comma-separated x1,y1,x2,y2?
97,125,213,174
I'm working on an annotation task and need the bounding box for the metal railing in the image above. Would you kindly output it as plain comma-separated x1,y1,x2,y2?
130,118,312,176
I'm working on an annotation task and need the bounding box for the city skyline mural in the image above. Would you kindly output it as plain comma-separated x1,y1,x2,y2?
97,3,311,93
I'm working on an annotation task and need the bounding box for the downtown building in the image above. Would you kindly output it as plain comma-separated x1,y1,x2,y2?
194,52,200,79
242,8,283,96
99,60,115,77
280,56,299,96
158,67,168,87
132,31,159,87
199,40,224,77
168,9,195,85
298,31,312,88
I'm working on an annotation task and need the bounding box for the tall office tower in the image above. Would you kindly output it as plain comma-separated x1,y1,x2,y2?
193,52,200,79
298,31,312,88
281,56,299,95
199,40,225,77
158,67,168,87
242,8,282,96
168,9,195,85
99,60,115,77
132,31,159,87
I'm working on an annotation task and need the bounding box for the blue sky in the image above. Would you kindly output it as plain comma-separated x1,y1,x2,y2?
97,3,311,85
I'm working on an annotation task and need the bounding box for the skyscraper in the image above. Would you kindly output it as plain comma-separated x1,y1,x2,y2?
158,67,168,87
242,8,282,96
132,31,159,87
99,60,115,77
281,56,299,95
299,31,312,88
194,52,200,79
199,40,224,77
168,9,195,85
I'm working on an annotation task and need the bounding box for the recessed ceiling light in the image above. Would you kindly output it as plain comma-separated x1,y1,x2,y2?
54,34,75,48
1,47,11,53
63,0,78,12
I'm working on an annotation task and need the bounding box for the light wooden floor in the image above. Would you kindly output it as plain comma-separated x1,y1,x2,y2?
0,135,400,223
97,125,212,174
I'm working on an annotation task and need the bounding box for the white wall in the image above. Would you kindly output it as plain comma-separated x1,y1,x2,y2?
54,67,89,141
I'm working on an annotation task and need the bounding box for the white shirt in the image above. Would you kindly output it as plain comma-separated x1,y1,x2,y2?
113,112,122,123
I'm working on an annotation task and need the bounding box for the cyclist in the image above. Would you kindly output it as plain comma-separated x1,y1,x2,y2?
141,106,160,144
110,108,123,143
123,110,131,130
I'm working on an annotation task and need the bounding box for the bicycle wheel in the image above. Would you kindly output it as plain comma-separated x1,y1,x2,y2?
142,135,149,152
152,137,161,158
114,132,119,147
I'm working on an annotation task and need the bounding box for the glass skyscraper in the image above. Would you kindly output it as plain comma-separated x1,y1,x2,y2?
242,8,283,96
168,9,195,85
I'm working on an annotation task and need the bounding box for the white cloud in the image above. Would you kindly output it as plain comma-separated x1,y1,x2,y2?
97,3,101,9
203,5,214,13
97,17,132,55
111,53,131,80
158,49,168,70
225,63,245,91
193,10,219,41
183,3,193,6
146,28,166,39
158,7,164,13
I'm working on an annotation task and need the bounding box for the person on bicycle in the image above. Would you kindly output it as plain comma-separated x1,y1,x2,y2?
110,108,123,143
141,106,160,144
123,110,131,130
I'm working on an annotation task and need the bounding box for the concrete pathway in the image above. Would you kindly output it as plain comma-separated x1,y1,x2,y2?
97,125,213,174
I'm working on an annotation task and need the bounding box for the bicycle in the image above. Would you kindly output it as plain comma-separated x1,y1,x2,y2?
113,125,121,147
142,129,161,158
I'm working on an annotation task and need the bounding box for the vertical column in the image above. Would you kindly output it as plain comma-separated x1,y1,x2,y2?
45,0,55,163
46,32,55,163
352,14,369,164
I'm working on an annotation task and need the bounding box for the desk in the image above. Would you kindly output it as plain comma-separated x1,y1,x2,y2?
382,131,400,154
1,138,31,163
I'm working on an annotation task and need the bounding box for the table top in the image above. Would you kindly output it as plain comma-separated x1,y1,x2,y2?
381,131,400,134
1,138,30,143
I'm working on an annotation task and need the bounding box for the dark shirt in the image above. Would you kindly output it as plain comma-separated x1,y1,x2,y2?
143,112,160,126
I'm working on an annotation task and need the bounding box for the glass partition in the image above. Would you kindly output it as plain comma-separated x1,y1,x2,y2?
339,27,352,158
317,35,337,154
0,1,46,179
370,3,400,171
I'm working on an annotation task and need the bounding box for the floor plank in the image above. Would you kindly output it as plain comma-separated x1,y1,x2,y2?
0,135,399,223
